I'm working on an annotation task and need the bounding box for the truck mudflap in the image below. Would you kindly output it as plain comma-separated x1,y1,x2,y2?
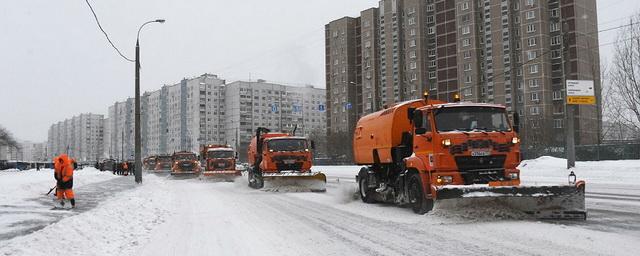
434,181,586,220
261,172,327,192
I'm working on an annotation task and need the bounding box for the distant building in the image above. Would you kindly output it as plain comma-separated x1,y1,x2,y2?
47,113,104,162
224,80,327,159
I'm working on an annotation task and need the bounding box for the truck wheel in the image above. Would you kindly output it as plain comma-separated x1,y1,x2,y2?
358,168,375,203
408,173,433,214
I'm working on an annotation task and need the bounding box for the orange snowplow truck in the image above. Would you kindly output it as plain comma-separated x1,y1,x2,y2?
200,144,240,180
171,151,201,177
247,127,326,192
354,93,586,219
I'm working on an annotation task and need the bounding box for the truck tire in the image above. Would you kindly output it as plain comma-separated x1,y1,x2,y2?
408,173,433,214
358,167,376,203
248,168,264,189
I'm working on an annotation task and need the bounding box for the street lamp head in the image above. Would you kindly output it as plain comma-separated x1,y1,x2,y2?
155,19,166,23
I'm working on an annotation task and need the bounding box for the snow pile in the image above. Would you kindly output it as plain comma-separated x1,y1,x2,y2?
519,156,640,186
0,175,173,256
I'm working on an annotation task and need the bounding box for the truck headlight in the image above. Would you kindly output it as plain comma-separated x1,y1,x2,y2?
436,175,453,184
441,139,452,147
509,173,519,180
512,137,520,144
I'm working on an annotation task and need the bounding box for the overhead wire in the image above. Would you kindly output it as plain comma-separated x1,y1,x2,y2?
84,0,134,62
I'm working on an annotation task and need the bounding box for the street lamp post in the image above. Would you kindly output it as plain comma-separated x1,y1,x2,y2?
135,19,165,184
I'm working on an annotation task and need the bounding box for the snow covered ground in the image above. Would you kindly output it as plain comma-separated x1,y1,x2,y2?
0,157,639,256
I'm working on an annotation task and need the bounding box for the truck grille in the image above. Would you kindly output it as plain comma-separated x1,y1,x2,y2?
450,139,512,154
454,155,506,185
275,162,303,171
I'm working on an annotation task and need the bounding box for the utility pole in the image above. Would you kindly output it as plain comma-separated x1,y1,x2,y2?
134,19,165,184
562,20,576,169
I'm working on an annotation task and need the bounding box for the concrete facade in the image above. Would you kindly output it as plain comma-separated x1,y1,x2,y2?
46,113,104,162
325,0,602,153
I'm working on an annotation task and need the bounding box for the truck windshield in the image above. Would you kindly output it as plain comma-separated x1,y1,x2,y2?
157,156,172,163
434,107,511,132
207,151,234,159
267,139,308,152
174,154,196,161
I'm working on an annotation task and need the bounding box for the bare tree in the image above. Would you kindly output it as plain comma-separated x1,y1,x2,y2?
0,126,19,148
609,14,640,139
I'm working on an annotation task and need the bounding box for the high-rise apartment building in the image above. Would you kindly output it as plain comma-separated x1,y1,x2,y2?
102,75,325,160
325,0,601,156
224,80,326,159
47,113,104,162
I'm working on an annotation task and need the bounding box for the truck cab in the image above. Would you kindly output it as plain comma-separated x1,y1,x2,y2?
201,145,241,179
171,151,201,176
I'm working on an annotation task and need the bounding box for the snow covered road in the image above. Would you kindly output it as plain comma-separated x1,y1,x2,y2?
1,157,639,255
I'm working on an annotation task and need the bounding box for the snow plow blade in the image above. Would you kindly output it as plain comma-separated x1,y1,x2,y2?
262,172,327,192
435,181,586,220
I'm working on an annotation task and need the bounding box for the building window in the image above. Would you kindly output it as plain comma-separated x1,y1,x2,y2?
464,51,471,59
410,50,417,59
527,24,536,33
427,4,434,11
551,36,561,45
410,28,416,36
462,38,471,47
410,62,417,70
429,71,436,79
517,95,523,103
531,92,539,101
428,16,435,23
530,106,540,115
365,41,372,48
526,0,535,7
463,88,472,96
554,119,563,128
411,73,417,81
526,11,535,20
550,22,559,32
528,37,537,46
428,27,435,34
461,1,469,11
553,90,563,100
529,64,539,74
428,49,436,56
462,25,471,35
408,17,416,25
529,79,539,88
514,16,520,24
410,39,416,47
527,50,537,60
551,8,559,17
430,60,436,67
465,76,472,83
552,49,561,59
463,63,472,71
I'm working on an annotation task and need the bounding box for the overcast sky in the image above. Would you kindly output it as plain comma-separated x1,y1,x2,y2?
1,0,638,142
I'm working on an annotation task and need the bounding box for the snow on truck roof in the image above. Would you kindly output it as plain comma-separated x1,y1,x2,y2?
265,136,308,141
207,147,234,152
424,102,506,110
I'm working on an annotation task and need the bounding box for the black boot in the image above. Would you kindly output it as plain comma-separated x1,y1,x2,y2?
70,199,76,208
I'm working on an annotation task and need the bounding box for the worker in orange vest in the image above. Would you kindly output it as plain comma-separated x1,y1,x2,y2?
54,154,75,208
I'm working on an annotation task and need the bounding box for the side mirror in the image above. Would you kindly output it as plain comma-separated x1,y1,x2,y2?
311,140,316,150
235,152,239,159
415,128,428,135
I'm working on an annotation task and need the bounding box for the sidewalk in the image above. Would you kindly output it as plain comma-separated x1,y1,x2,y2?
0,176,136,241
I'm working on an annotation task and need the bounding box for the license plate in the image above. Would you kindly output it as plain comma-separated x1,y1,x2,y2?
283,159,295,164
217,163,226,167
471,151,491,157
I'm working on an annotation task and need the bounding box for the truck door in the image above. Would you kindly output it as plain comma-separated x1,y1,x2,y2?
413,110,435,167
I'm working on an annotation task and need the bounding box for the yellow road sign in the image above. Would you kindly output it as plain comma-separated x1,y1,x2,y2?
567,96,596,105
